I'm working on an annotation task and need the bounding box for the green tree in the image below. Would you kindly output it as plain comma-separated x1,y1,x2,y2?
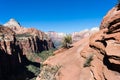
62,34,72,48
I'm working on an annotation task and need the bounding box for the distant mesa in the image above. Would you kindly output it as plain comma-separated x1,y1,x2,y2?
4,18,21,28
71,27,99,42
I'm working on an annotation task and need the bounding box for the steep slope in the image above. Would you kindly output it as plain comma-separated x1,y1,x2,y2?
37,4,120,80
0,19,55,80
3,19,55,54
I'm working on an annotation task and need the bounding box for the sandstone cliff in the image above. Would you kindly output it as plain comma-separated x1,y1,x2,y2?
37,4,120,80
0,19,55,80
3,19,55,54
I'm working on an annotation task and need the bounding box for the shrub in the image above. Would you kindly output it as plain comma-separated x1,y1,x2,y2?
26,65,40,76
37,49,55,62
25,49,56,80
83,54,93,67
62,34,72,48
26,52,39,60
39,65,61,80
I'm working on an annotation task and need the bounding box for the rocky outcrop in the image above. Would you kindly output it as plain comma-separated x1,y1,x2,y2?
37,4,120,80
4,18,47,39
0,19,55,80
2,19,55,54
4,18,21,28
100,4,120,33
0,27,27,80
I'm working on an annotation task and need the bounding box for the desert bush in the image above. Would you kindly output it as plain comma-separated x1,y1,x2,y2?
26,65,40,76
27,49,55,62
37,49,55,61
26,49,55,80
26,53,38,62
83,54,93,67
39,65,61,80
62,34,72,48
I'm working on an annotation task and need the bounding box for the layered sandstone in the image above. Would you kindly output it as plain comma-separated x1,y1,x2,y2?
2,19,55,54
37,4,120,80
0,19,55,80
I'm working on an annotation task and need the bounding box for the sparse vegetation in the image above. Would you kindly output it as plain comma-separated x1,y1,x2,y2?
26,49,56,80
62,34,72,48
26,64,40,77
27,49,55,62
37,49,55,61
16,33,32,38
39,65,61,80
83,54,93,67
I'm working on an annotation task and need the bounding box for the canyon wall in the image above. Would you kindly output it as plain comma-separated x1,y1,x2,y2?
0,19,55,80
37,4,120,80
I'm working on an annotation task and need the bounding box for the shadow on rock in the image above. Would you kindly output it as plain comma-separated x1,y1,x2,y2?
0,41,40,80
103,55,120,73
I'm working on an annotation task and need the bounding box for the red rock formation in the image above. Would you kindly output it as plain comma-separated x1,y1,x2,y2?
0,26,54,55
37,4,120,80
0,20,55,79
2,18,55,54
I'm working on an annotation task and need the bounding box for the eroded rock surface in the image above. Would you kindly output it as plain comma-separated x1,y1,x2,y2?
0,19,55,80
37,4,120,80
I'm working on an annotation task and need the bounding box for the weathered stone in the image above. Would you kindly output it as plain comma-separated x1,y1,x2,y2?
37,4,120,80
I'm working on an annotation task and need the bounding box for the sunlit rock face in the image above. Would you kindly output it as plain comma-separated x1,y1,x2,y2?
2,19,55,54
4,18,21,28
37,4,120,80
0,19,55,80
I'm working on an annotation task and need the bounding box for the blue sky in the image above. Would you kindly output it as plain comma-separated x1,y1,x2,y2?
0,0,117,33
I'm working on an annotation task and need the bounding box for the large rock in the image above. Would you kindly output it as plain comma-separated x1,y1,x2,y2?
3,19,55,54
4,18,21,28
37,4,120,80
0,19,55,80
0,26,54,55
99,4,120,67
100,4,120,33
